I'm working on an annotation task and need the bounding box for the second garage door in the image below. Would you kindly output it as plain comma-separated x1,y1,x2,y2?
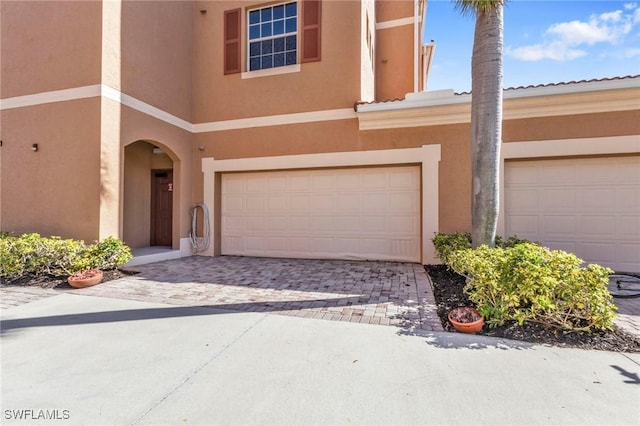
221,166,421,262
505,156,640,273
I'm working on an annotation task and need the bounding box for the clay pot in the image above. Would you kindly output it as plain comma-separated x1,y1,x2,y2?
68,269,103,288
448,307,484,334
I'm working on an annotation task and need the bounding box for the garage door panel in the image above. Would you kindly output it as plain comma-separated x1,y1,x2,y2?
362,171,388,188
267,196,288,212
578,215,616,235
542,215,576,235
539,164,577,184
363,193,389,211
266,216,287,232
223,195,244,212
312,174,335,190
618,216,640,238
541,189,576,210
222,166,421,262
267,175,287,190
618,187,640,210
506,189,538,211
506,156,640,272
507,215,539,235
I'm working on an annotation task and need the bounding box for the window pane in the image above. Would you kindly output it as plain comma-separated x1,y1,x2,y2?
261,40,273,54
261,22,272,37
274,53,285,67
249,42,261,57
285,35,296,51
249,10,260,25
285,17,296,33
249,25,260,40
250,57,261,71
273,37,285,52
262,55,273,69
285,2,296,17
273,19,284,35
273,5,285,19
286,51,296,65
261,8,272,22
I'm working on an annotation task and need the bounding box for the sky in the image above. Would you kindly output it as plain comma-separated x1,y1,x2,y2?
423,0,640,92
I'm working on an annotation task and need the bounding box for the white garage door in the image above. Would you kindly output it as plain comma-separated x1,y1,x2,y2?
505,156,640,273
221,166,421,262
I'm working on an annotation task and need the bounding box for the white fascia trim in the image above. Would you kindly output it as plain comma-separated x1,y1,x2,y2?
357,76,640,114
100,85,193,132
503,77,640,100
0,85,101,110
201,144,442,264
193,108,357,133
376,16,414,30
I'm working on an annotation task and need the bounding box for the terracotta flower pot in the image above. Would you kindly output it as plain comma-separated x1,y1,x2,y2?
448,307,484,334
68,269,103,288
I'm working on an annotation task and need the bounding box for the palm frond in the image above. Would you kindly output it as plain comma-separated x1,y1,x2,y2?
453,0,505,16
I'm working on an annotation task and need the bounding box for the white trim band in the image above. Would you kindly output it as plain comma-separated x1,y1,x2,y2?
376,16,414,30
0,85,101,110
193,108,357,133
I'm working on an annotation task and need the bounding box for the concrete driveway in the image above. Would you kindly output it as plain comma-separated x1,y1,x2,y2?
2,291,639,425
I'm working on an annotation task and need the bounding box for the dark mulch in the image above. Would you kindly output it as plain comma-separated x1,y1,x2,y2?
1,269,137,289
426,264,640,353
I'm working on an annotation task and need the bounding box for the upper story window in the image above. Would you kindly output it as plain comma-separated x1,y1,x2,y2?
224,1,322,76
248,2,297,71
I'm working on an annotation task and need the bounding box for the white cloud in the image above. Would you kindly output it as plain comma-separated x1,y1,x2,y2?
507,43,587,61
508,5,640,62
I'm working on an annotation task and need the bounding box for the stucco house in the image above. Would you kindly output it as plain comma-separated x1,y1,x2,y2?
1,1,639,273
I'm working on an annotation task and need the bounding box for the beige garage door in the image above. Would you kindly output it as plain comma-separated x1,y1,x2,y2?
221,166,421,262
505,156,640,273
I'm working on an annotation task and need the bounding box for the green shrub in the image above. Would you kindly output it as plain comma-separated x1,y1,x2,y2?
74,236,132,271
432,232,472,264
0,233,132,280
448,243,616,331
432,232,533,264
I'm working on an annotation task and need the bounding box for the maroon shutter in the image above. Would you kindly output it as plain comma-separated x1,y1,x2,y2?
301,0,321,63
224,8,241,74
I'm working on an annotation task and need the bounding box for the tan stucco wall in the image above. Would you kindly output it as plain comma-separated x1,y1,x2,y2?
375,24,415,101
119,1,194,122
0,1,102,98
0,98,102,242
503,110,640,142
376,0,414,22
193,0,362,123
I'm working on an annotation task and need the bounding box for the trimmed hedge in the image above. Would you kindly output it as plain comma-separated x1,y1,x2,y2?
0,233,132,280
432,233,616,332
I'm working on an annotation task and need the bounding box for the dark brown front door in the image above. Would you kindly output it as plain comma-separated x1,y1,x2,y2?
151,170,173,246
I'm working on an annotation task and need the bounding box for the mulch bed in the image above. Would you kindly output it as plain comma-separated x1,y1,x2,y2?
426,264,640,353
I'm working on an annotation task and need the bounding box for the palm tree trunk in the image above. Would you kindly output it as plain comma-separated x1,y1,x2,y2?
470,4,503,248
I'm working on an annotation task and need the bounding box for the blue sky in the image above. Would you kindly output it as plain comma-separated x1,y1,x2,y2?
423,0,640,92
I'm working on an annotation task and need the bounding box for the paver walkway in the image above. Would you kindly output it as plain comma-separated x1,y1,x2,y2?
0,256,444,332
2,256,639,338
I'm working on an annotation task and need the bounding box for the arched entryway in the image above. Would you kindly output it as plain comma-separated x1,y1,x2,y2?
123,140,176,249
